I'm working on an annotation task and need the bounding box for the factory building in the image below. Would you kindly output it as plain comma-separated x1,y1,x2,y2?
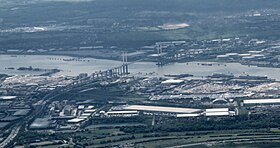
161,79,184,85
205,108,235,117
30,118,52,130
105,111,139,117
122,105,201,114
243,99,280,105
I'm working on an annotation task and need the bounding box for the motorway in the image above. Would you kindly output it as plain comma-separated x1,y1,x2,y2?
0,95,49,147
0,78,101,148
0,61,128,147
0,125,21,148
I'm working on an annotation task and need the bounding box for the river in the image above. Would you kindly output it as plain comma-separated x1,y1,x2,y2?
1,54,280,80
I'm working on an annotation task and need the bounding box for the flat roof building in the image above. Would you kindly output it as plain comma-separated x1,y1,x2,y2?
176,113,200,118
106,111,139,117
205,112,229,116
206,108,229,113
205,108,231,117
162,79,184,85
123,105,201,114
84,109,96,113
243,99,280,105
30,118,52,129
67,118,85,123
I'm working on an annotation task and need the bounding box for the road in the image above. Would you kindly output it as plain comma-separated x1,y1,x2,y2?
0,78,100,147
0,63,125,148
0,125,21,148
0,98,48,148
0,87,62,147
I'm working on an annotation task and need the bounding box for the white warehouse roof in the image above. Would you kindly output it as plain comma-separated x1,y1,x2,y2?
162,79,184,84
205,112,229,116
106,111,139,114
176,114,200,118
78,105,85,109
217,55,229,58
0,96,17,100
67,118,85,123
84,109,96,113
123,105,201,113
244,99,280,104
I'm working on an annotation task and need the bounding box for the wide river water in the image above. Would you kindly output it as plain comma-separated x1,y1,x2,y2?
1,55,280,80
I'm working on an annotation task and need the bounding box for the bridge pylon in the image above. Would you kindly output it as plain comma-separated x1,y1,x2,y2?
156,43,164,66
122,51,129,75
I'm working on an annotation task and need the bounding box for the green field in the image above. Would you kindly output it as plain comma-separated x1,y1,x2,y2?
63,128,280,147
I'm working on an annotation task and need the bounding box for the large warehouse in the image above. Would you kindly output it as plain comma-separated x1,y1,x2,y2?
117,105,235,117
122,105,201,114
243,99,280,105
